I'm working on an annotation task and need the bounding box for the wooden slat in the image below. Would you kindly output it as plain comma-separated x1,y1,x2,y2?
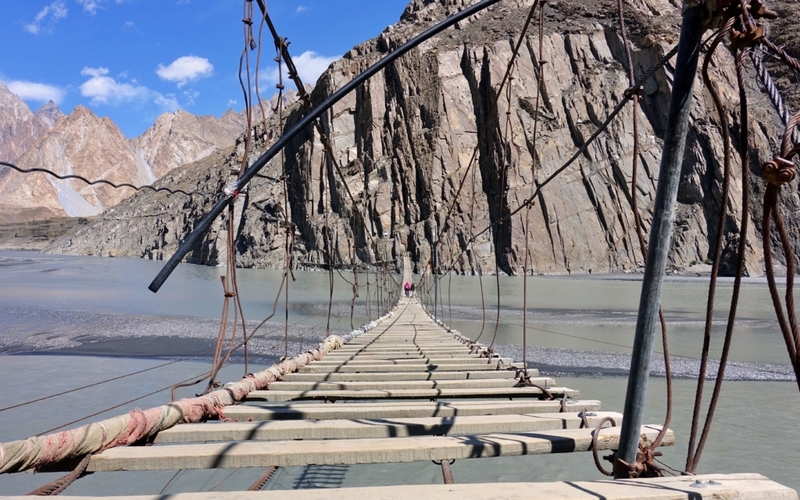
246,386,579,402
222,399,602,421
88,425,672,471
267,377,551,391
283,368,539,382
298,362,521,373
154,411,622,443
47,474,797,500
307,357,506,365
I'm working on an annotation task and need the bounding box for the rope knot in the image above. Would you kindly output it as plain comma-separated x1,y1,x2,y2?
762,156,795,185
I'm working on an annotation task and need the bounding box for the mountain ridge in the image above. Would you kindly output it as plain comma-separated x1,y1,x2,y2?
35,0,800,275
0,86,248,223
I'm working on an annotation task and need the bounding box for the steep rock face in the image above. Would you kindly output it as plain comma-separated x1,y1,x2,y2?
50,0,797,276
130,109,245,180
0,84,64,164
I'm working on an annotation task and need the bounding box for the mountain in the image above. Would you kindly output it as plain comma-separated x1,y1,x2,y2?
131,109,246,181
0,105,144,222
0,95,246,223
47,0,799,276
0,84,64,164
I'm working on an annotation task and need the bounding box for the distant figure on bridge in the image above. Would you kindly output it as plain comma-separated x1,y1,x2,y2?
404,281,410,297
410,282,415,297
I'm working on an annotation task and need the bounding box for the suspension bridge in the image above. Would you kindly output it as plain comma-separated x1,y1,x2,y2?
0,256,794,498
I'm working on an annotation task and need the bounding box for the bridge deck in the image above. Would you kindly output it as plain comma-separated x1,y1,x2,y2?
9,258,795,499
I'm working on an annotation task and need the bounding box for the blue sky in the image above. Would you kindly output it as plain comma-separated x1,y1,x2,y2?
0,0,411,138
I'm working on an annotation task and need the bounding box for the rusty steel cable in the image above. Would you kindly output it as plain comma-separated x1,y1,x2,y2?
762,37,800,74
26,453,92,496
520,0,547,379
761,109,800,393
685,25,736,472
591,416,617,477
248,466,279,491
686,4,782,470
686,46,754,473
435,459,455,484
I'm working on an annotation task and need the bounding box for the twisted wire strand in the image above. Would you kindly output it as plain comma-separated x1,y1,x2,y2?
0,161,219,198
750,48,800,144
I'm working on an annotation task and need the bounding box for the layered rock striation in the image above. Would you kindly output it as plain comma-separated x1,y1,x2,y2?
49,0,799,276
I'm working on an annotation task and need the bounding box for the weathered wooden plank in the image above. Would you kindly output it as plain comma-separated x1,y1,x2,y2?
307,357,512,366
267,377,551,391
322,353,479,360
283,369,539,382
246,386,580,402
222,399,601,421
47,474,797,500
88,425,672,471
154,411,622,443
298,362,522,373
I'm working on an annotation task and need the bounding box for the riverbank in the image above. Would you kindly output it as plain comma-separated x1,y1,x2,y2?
0,218,89,251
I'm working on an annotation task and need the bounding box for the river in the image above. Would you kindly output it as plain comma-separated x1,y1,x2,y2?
0,251,798,495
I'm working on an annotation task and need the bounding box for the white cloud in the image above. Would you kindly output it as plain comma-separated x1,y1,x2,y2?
154,94,180,112
25,1,68,34
156,56,213,88
79,66,150,105
296,5,307,13
227,99,238,107
264,51,338,87
181,89,200,106
76,0,100,13
77,0,124,15
5,80,65,103
79,66,183,112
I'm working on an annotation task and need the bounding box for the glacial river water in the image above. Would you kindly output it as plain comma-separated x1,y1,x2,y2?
0,251,798,495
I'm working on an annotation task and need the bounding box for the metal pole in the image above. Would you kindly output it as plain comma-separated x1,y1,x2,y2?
614,5,707,478
434,219,439,320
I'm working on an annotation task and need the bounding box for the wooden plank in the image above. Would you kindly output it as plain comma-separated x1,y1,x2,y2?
51,474,797,499
283,369,539,382
88,425,672,471
154,411,622,443
267,377,551,391
298,362,522,373
246,386,580,402
322,353,479,360
222,399,601,421
307,357,512,365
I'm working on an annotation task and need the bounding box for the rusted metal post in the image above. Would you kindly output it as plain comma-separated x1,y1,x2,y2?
614,4,707,479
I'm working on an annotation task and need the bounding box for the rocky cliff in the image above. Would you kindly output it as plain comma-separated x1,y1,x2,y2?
48,0,800,276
